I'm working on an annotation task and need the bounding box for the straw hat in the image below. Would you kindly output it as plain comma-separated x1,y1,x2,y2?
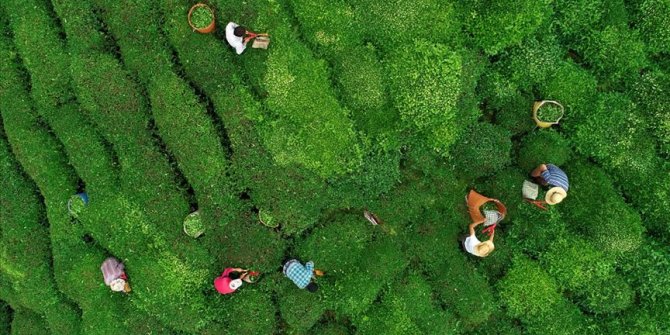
110,278,126,292
475,240,495,257
545,187,567,205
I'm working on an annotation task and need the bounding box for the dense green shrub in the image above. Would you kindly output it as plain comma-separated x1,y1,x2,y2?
467,0,553,55
499,256,587,335
451,123,512,179
638,0,670,53
287,0,362,55
631,70,670,156
333,45,396,137
276,274,325,334
553,0,605,38
386,40,476,155
561,162,645,256
538,61,598,128
580,25,648,83
517,130,572,172
9,309,49,335
620,238,670,310
5,0,117,191
541,237,615,292
351,0,462,50
217,285,277,335
573,93,655,177
497,35,563,90
261,24,362,177
0,302,9,335
579,276,634,314
324,236,407,316
493,93,536,136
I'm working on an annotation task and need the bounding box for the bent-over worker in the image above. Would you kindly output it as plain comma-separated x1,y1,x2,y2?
101,257,131,293
531,163,569,205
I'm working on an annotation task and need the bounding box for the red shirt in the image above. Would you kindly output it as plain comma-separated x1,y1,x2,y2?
214,268,236,294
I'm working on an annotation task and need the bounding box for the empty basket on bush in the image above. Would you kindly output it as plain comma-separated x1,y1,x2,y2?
532,100,564,128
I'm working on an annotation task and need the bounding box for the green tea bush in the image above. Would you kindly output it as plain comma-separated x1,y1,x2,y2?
497,35,563,90
351,0,462,50
276,274,325,334
466,0,553,55
573,93,649,170
538,61,598,128
631,70,670,156
9,309,50,335
5,0,117,190
493,93,536,136
355,296,422,335
309,324,350,335
620,238,670,310
451,123,513,179
0,302,9,335
387,272,460,334
0,138,81,335
579,25,648,83
475,167,528,221
386,40,476,155
638,0,670,53
288,0,362,55
296,215,373,271
540,237,615,292
325,236,407,317
499,256,587,335
478,66,520,111
516,130,572,172
334,45,396,136
218,285,277,335
579,276,634,314
553,0,604,38
561,162,645,256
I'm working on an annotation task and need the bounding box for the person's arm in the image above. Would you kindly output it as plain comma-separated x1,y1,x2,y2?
488,229,495,241
531,164,547,177
306,261,314,274
231,267,245,272
468,222,479,236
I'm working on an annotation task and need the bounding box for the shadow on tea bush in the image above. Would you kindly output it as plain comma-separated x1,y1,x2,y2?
516,130,572,173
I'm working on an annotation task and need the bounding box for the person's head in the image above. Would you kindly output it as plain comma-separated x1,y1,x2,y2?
234,26,247,37
110,278,127,292
306,282,318,293
228,271,241,280
475,241,495,257
545,187,567,205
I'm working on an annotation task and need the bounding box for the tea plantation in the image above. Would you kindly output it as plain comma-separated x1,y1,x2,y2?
1,0,669,334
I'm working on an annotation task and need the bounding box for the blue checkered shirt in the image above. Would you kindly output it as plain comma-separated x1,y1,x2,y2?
283,260,314,289
541,164,569,191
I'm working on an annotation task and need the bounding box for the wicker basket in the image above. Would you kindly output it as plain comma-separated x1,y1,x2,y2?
532,100,564,128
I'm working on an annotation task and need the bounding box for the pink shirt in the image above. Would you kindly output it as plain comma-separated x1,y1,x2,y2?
214,268,236,294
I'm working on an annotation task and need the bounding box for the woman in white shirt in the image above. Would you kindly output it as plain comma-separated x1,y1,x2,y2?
462,221,495,257
225,22,248,54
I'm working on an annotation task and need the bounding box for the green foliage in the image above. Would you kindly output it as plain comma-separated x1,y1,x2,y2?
497,35,563,90
620,238,670,310
0,302,10,335
517,131,572,172
553,0,604,38
579,276,634,314
352,0,462,50
276,274,325,334
538,61,598,127
190,6,214,29
262,25,362,177
541,237,615,292
580,25,648,83
451,123,513,179
632,70,670,156
288,0,361,54
562,162,645,256
499,256,588,335
386,40,476,155
574,93,655,178
10,309,49,335
467,0,553,55
638,0,670,53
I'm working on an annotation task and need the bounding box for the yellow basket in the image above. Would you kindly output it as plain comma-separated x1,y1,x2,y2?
532,100,564,128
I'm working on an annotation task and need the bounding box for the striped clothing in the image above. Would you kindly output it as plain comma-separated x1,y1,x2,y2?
283,259,314,289
101,257,125,285
541,164,569,191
